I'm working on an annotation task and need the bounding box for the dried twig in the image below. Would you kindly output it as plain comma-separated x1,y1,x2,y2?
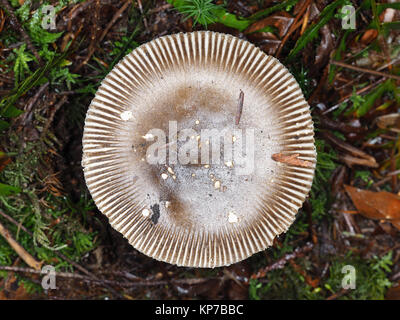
0,265,215,288
148,3,172,14
0,221,42,270
321,131,378,168
41,95,68,139
21,82,49,125
326,288,348,300
235,90,244,125
322,78,386,115
0,0,42,65
251,242,314,279
276,0,311,58
0,209,123,299
99,0,132,43
330,60,400,81
137,0,148,30
271,153,313,168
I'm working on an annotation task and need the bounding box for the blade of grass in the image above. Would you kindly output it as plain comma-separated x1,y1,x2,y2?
248,0,299,21
356,79,393,117
0,47,71,116
287,0,346,61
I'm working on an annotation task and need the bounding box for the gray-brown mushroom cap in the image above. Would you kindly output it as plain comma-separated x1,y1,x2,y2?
82,31,316,268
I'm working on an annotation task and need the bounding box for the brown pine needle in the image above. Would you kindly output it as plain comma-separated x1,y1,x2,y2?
330,60,400,81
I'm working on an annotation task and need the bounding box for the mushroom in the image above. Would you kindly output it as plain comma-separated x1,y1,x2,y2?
82,31,316,268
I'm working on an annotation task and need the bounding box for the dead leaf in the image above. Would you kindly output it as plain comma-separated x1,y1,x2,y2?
360,29,378,45
344,185,400,230
271,153,313,168
391,219,400,231
246,32,281,55
0,273,30,300
315,25,334,66
245,12,294,38
376,113,400,133
386,282,400,300
322,131,378,168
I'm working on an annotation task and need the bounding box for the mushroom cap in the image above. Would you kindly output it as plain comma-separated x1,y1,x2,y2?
82,31,316,268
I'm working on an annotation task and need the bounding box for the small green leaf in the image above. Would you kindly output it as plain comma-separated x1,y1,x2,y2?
0,120,10,131
356,80,393,117
248,0,299,21
3,105,24,118
0,183,21,196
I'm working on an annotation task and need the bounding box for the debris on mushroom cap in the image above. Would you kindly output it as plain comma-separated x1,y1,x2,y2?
142,208,150,217
82,31,316,268
228,212,239,223
161,173,168,180
120,110,133,121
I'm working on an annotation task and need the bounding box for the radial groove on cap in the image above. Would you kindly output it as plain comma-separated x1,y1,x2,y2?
82,31,316,268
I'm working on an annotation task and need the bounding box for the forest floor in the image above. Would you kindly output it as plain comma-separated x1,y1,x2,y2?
0,0,399,300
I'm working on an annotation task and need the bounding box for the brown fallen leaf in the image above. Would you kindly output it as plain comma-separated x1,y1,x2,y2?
245,13,294,38
271,153,313,168
386,282,400,300
0,272,31,300
360,29,378,45
344,185,400,230
376,113,400,133
339,154,378,168
315,24,334,66
391,220,400,230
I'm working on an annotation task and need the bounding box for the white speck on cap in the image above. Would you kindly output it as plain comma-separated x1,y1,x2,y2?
167,167,175,175
142,133,154,140
161,173,168,180
120,111,133,121
195,120,200,125
142,208,150,217
225,161,234,168
214,180,221,189
228,212,238,223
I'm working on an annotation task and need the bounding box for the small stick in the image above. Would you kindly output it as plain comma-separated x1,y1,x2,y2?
0,0,42,66
137,0,148,30
330,60,400,81
0,209,123,298
0,221,42,270
235,90,244,125
41,95,68,139
322,78,386,115
0,265,216,288
99,0,132,43
251,242,313,279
